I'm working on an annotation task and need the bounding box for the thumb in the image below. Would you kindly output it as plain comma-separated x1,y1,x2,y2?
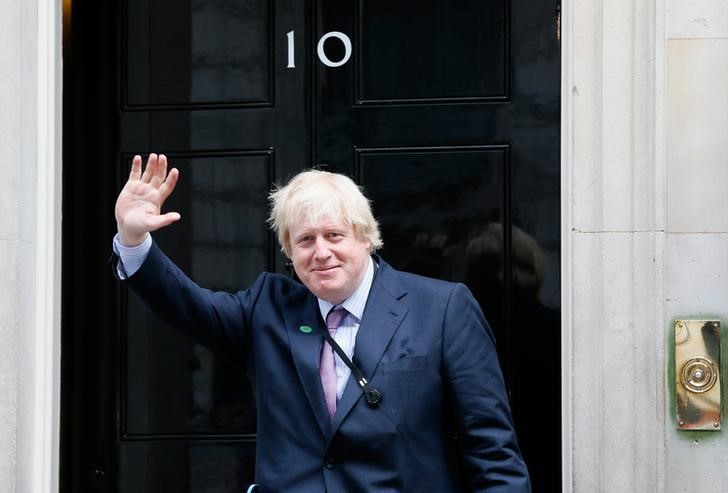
147,212,181,232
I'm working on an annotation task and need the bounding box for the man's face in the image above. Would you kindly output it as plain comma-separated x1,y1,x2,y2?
288,216,371,304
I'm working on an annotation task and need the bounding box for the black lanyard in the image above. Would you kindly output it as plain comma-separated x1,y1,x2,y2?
316,322,383,407
288,258,383,407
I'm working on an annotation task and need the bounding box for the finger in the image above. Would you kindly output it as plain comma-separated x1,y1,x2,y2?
149,154,168,188
141,153,158,183
129,155,142,181
147,211,181,232
157,154,169,183
158,167,179,203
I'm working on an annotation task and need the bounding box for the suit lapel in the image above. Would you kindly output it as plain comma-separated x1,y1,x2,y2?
286,296,331,438
329,261,409,436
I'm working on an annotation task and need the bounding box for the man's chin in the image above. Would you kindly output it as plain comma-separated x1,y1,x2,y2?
317,290,341,304
307,283,347,305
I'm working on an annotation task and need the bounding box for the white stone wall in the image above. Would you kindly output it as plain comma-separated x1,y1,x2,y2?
0,0,61,491
565,0,667,489
0,0,22,489
566,0,728,491
665,1,728,491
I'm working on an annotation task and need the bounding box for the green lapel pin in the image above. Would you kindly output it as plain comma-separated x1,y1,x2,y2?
299,325,313,334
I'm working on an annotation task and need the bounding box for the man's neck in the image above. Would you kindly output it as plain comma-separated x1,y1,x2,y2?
318,256,374,321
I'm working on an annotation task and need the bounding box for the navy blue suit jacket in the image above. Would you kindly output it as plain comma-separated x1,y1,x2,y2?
120,241,530,492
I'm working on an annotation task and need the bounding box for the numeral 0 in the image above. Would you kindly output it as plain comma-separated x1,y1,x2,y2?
287,30,352,69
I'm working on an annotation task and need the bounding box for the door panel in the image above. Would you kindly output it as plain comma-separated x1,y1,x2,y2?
118,441,255,491
316,0,561,489
123,153,269,437
115,0,303,488
62,0,560,490
125,0,272,107
357,0,507,102
358,146,509,333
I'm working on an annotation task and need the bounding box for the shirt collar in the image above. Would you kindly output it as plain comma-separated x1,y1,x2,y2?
318,256,374,322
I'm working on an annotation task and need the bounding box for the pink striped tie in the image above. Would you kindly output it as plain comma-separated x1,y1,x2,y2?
321,307,346,419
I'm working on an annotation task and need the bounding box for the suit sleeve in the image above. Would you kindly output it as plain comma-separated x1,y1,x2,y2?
112,240,261,365
442,283,531,492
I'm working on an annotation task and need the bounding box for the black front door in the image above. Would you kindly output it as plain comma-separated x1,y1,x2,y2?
62,0,560,491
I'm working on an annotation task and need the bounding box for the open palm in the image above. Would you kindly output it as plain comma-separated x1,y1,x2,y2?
115,153,181,246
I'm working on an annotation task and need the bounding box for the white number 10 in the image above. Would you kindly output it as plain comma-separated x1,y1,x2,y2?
286,30,353,69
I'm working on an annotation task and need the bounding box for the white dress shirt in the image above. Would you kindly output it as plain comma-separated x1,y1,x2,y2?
317,257,374,399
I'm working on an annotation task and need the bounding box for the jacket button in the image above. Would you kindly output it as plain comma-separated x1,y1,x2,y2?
324,458,336,469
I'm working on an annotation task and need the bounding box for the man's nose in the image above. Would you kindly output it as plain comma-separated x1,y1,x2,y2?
313,236,331,259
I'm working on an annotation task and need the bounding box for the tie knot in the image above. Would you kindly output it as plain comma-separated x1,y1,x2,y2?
326,307,347,331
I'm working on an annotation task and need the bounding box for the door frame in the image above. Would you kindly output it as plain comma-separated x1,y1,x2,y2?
16,0,63,491
560,0,572,488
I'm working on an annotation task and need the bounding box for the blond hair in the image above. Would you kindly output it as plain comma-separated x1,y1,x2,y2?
268,170,383,257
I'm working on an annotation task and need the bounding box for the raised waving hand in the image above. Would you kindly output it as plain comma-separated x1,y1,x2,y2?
115,153,181,246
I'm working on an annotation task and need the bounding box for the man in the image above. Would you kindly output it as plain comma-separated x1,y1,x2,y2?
112,153,530,492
